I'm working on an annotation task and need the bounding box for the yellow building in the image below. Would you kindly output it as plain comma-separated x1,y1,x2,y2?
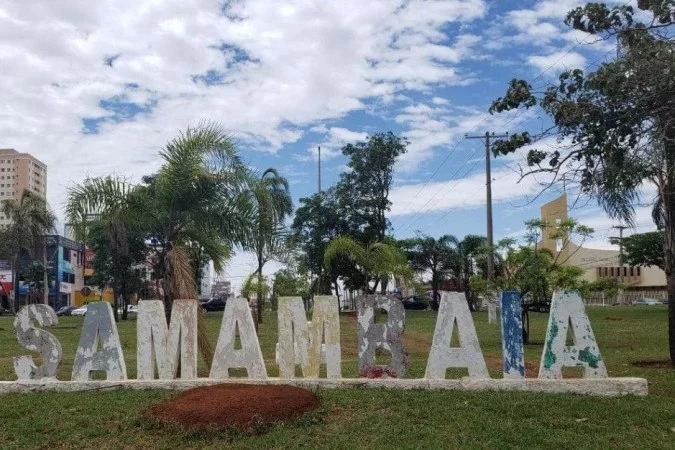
540,194,666,291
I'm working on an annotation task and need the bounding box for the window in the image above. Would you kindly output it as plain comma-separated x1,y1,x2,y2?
623,267,627,276
604,267,608,277
630,267,634,276
637,267,641,276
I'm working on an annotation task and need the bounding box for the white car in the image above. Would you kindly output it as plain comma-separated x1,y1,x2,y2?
633,298,663,306
71,305,87,316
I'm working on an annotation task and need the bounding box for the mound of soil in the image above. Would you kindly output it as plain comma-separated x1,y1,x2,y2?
632,360,672,369
150,384,320,431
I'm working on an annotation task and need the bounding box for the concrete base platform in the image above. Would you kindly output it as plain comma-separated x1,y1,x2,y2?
0,377,647,397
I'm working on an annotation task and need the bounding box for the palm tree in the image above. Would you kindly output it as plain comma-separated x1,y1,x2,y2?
2,190,56,306
324,235,412,294
66,176,138,320
248,168,293,325
66,122,256,367
401,234,459,309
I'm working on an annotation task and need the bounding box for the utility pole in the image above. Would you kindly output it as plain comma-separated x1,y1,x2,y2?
466,132,508,280
318,146,322,194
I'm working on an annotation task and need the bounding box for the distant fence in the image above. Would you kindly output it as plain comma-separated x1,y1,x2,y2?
583,290,667,306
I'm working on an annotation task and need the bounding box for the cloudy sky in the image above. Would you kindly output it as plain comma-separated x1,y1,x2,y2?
0,1,658,289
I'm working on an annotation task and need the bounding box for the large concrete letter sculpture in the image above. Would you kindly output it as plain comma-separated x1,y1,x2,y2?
210,297,266,379
14,304,62,380
500,291,525,378
357,295,408,378
425,292,489,379
71,302,127,381
277,295,341,379
539,290,607,378
137,299,198,380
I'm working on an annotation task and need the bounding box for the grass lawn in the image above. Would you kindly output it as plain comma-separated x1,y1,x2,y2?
0,305,673,448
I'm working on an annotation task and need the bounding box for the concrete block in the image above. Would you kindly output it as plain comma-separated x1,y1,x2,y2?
539,290,608,379
0,377,648,397
137,299,198,380
357,294,408,378
71,302,127,381
210,297,266,379
425,292,489,379
13,304,62,380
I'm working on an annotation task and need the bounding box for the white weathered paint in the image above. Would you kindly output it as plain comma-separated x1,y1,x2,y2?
71,302,127,381
210,297,266,379
137,299,198,380
356,295,408,378
13,304,62,380
277,296,341,379
425,292,489,379
539,290,608,379
275,342,326,365
0,377,648,397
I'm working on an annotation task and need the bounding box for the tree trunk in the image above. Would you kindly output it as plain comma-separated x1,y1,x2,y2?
42,244,48,305
256,250,264,325
662,177,675,368
112,288,119,323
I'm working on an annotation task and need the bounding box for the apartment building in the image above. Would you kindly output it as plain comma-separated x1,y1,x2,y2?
0,148,47,227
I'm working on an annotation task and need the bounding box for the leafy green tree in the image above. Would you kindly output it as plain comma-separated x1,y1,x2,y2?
472,219,592,343
67,122,255,366
324,235,412,294
400,234,458,309
248,168,293,325
488,2,675,364
87,221,147,320
2,190,56,306
291,188,351,296
612,231,665,270
337,132,408,243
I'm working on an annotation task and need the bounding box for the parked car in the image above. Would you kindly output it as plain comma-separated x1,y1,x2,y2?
400,295,431,310
71,305,87,316
56,306,76,316
632,298,662,306
202,297,227,312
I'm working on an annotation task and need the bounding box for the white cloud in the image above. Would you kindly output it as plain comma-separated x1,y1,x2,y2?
389,166,546,216
0,0,488,221
528,51,587,72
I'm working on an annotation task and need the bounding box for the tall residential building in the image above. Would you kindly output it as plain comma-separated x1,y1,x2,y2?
0,149,47,227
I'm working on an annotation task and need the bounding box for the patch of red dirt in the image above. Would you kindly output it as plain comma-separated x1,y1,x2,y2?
632,360,672,369
604,316,623,321
150,384,320,431
485,356,541,377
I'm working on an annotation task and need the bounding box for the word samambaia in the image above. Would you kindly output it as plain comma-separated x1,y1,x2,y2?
11,291,607,382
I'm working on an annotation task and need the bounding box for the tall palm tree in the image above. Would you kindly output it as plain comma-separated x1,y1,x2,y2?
66,122,256,367
2,189,56,306
324,235,412,294
248,168,292,325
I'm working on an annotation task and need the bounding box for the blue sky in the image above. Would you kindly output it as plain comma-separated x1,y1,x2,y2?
0,1,657,286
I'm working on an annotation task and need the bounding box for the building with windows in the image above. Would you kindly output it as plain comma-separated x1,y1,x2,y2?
13,235,84,309
540,194,666,291
0,149,47,227
212,280,231,299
